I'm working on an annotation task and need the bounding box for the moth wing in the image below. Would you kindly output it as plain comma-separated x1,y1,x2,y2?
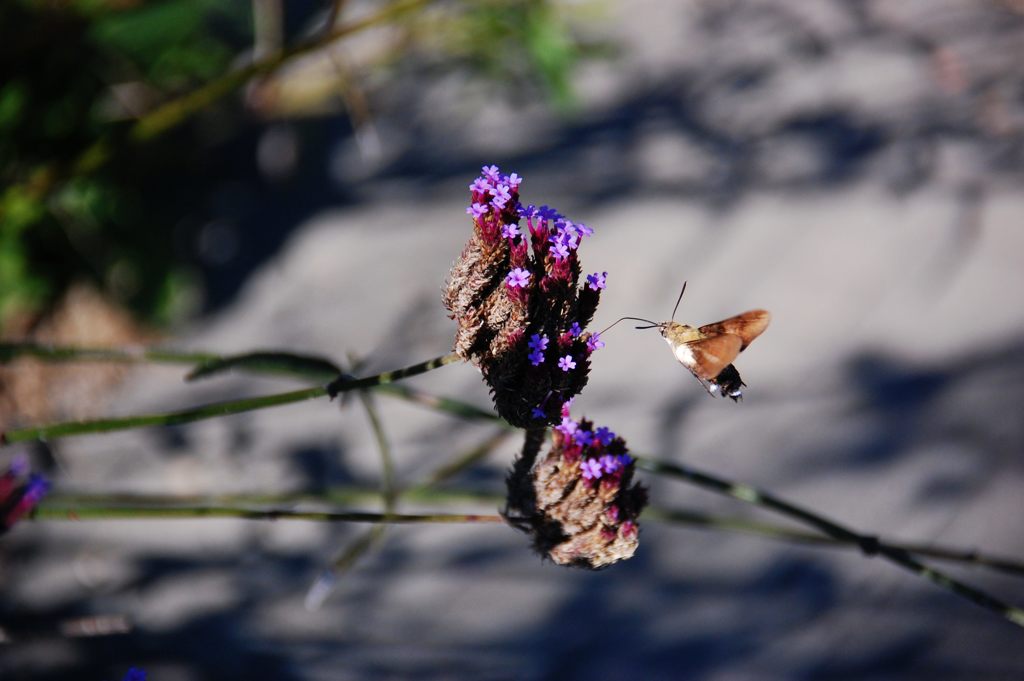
685,334,743,380
698,309,770,351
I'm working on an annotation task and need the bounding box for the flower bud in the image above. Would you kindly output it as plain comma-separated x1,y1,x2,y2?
443,166,608,426
504,415,647,569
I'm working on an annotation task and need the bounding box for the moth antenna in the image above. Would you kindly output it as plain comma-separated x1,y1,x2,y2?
670,281,687,323
598,316,660,335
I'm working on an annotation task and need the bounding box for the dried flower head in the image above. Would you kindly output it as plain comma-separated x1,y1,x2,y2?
504,410,647,569
443,165,607,426
0,454,50,535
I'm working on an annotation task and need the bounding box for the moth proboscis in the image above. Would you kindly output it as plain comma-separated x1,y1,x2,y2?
600,282,770,401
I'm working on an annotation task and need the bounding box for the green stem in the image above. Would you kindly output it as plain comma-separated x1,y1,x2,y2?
0,342,217,366
1,353,460,445
33,493,1024,576
645,507,1024,577
640,457,1024,629
33,505,502,524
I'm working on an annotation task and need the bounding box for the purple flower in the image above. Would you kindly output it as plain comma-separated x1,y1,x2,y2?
575,430,595,446
586,333,605,352
482,164,501,181
538,205,561,221
595,427,615,446
551,241,570,260
557,355,576,372
490,183,511,202
575,222,594,237
501,223,520,239
528,349,545,366
580,459,604,480
531,407,547,420
528,334,549,351
506,268,531,289
123,669,147,681
469,177,491,193
599,455,621,474
555,416,578,437
569,322,582,337
467,202,489,219
617,453,633,467
586,271,607,291
507,173,522,189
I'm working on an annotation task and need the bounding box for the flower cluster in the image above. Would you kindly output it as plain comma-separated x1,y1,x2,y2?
504,407,647,569
443,165,609,426
0,454,50,535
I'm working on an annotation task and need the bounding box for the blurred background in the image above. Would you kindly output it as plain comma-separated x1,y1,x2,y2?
2,0,1024,678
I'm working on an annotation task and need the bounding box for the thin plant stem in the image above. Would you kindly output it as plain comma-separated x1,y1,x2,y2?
36,488,1024,577
645,507,1024,578
33,505,502,524
1,353,460,445
9,342,1023,623
640,457,1024,629
408,428,512,493
0,343,217,366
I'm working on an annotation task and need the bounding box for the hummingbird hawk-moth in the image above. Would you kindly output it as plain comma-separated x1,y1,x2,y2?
604,282,770,401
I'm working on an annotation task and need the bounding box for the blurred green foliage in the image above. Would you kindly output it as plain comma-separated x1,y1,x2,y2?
0,0,595,332
0,0,249,330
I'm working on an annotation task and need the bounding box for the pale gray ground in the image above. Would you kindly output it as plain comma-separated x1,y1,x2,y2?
4,1,1024,679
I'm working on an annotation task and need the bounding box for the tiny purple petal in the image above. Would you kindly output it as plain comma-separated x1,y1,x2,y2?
599,455,620,473
467,202,489,219
580,459,604,480
595,427,615,446
586,271,607,291
586,333,605,352
528,334,549,351
575,222,594,237
528,349,545,366
531,407,546,420
490,183,511,201
482,165,501,181
617,453,633,467
506,268,531,289
123,669,147,681
575,430,595,447
569,322,582,337
555,416,578,437
557,355,576,372
506,173,522,189
501,223,520,239
491,195,509,210
551,242,570,260
469,178,491,193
